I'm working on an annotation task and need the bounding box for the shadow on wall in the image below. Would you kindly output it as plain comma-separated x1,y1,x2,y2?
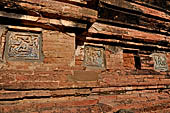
0,0,20,9
114,109,134,113
0,0,25,18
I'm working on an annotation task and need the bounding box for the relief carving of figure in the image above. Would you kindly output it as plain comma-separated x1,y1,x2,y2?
84,45,105,68
150,53,168,72
6,32,40,60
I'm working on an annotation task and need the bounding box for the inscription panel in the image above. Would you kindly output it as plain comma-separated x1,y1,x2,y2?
84,45,105,68
5,31,42,61
150,53,168,72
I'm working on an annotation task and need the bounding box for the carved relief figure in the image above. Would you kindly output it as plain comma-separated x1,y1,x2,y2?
150,53,168,71
6,32,41,60
84,45,105,68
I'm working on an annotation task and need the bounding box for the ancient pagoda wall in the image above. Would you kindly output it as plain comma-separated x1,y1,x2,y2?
0,0,170,112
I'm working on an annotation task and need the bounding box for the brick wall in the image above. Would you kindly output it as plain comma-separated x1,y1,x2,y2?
0,0,170,113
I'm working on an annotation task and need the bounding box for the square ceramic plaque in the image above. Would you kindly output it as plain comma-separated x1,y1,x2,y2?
5,31,42,61
84,45,105,68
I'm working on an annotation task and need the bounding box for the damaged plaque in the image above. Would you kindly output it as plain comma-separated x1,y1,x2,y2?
5,31,42,61
84,45,105,68
150,53,168,72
